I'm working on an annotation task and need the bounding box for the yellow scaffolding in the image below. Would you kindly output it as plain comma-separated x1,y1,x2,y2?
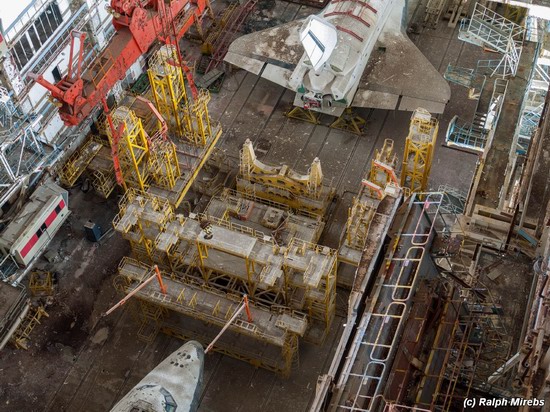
148,46,215,147
113,189,174,261
106,106,151,192
201,2,239,55
345,198,376,252
28,270,54,296
370,139,399,186
284,238,337,342
187,89,214,146
148,45,192,138
206,188,325,244
340,139,400,266
400,108,438,193
58,138,103,187
151,212,337,341
117,258,308,376
148,140,181,190
86,144,118,198
90,169,117,198
11,306,49,350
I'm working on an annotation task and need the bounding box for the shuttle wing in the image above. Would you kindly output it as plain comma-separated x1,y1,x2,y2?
225,20,302,88
353,31,451,114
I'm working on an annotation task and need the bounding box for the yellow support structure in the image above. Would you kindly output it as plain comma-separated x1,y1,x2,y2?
286,106,320,125
202,2,239,55
400,108,438,193
188,89,214,146
330,108,366,135
87,144,118,198
91,169,117,198
148,47,215,146
11,306,49,350
113,189,174,261
369,138,398,186
28,270,54,296
148,45,192,138
339,139,400,266
345,198,376,251
237,139,335,216
106,106,150,192
58,138,103,187
148,140,181,190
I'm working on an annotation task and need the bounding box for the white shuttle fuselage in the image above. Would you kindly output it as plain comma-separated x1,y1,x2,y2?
290,0,396,113
225,0,450,116
110,341,204,412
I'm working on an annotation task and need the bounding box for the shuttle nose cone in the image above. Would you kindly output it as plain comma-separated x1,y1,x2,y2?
184,340,204,360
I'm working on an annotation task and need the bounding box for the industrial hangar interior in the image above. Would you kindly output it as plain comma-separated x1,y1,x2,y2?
0,0,550,411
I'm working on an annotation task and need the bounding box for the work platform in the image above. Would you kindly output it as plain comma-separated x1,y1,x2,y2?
339,139,401,267
467,41,536,214
113,185,337,351
117,258,307,374
206,189,325,244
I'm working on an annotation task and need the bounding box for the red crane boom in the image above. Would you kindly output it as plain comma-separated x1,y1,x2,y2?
28,0,210,126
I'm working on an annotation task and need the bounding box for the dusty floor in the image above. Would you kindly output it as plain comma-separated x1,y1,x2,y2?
0,0,511,411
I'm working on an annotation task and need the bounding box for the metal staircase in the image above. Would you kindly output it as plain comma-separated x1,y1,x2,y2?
445,78,508,152
446,115,488,151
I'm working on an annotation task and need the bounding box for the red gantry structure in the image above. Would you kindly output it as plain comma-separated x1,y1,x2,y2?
28,0,211,126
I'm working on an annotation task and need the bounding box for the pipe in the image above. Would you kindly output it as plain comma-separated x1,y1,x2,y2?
0,302,30,351
103,266,166,316
205,296,252,354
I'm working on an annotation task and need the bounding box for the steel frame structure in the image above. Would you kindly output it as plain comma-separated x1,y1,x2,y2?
11,306,49,350
113,189,338,342
204,0,258,74
116,257,308,376
340,139,399,266
148,45,192,138
57,138,103,187
238,139,335,216
400,109,438,193
30,0,212,126
445,76,508,153
459,3,524,78
330,193,443,411
86,142,118,198
113,189,174,261
106,106,151,192
206,188,325,245
0,87,46,208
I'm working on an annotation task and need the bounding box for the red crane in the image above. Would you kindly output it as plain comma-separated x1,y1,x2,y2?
28,0,210,127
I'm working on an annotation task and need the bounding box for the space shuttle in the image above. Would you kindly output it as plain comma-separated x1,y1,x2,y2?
225,0,450,116
111,341,204,412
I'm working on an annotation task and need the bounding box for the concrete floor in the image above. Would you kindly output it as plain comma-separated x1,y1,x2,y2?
0,1,497,411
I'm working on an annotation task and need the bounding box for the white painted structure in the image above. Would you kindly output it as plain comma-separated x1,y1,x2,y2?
0,0,113,144
0,182,69,266
111,341,204,412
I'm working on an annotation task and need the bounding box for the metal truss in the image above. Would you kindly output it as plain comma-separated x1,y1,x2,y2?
459,3,525,77
0,87,46,208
